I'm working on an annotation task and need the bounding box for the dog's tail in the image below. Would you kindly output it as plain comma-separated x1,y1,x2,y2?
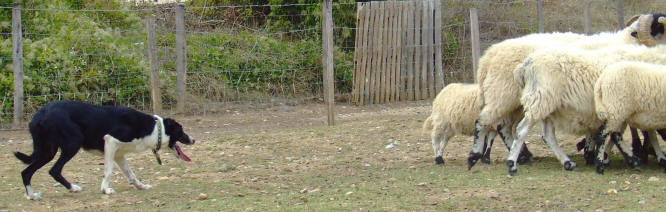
14,151,33,164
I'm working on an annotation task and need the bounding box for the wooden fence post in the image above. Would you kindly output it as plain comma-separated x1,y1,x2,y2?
322,0,335,125
12,2,23,129
469,8,480,83
175,4,187,113
537,0,544,33
146,14,162,115
584,0,591,35
616,0,624,30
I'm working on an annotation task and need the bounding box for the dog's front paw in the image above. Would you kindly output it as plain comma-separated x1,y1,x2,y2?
135,183,152,190
70,184,82,193
102,187,115,194
26,192,41,200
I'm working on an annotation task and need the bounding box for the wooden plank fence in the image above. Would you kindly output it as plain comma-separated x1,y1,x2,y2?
352,0,443,105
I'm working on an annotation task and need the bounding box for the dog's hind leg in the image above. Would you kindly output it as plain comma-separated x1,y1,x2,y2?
115,156,152,190
49,143,82,193
21,144,57,200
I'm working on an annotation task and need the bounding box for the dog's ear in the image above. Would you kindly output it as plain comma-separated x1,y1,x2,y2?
163,118,182,133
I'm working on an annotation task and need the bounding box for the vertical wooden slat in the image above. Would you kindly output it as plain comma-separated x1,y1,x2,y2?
413,1,422,100
146,14,162,115
12,2,23,128
616,0,624,30
470,8,481,83
369,2,378,104
379,2,389,104
426,0,435,99
361,3,371,105
420,0,428,99
352,3,363,104
364,2,376,104
386,2,398,102
405,1,415,100
401,1,413,101
392,2,402,102
433,0,444,92
368,2,378,104
383,2,395,103
322,0,335,125
584,0,591,35
375,2,386,104
537,0,544,33
175,4,187,113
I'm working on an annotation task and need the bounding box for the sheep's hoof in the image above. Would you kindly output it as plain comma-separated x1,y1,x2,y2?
467,152,482,170
627,157,641,171
594,158,605,175
506,160,518,176
481,155,491,164
434,156,444,165
563,161,577,171
583,150,595,166
658,158,666,168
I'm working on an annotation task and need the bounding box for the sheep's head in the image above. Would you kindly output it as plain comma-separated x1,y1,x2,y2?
627,13,666,47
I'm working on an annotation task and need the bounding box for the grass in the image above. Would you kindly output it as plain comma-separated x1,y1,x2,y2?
0,102,665,211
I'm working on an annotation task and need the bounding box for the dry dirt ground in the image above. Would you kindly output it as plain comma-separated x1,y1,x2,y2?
0,101,665,211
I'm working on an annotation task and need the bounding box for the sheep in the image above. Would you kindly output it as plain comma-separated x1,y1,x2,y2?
423,83,532,165
505,42,666,175
594,62,666,173
467,13,666,169
466,32,585,168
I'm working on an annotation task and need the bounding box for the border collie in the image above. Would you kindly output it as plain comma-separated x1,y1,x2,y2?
14,100,195,200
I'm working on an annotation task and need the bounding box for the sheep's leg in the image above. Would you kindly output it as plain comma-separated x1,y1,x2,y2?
594,123,611,174
468,119,489,170
431,126,446,165
577,135,597,166
610,132,641,170
498,119,532,165
506,117,534,175
631,127,648,164
645,130,666,170
481,130,497,164
540,118,576,170
658,130,666,172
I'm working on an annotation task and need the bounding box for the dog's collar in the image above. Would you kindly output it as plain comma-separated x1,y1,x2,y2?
152,115,163,165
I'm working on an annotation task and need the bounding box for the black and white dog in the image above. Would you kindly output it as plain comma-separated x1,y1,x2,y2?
14,100,195,200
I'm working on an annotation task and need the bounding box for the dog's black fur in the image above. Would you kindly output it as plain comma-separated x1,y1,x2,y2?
14,100,194,198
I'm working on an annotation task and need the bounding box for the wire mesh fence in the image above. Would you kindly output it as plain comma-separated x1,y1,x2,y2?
1,0,665,129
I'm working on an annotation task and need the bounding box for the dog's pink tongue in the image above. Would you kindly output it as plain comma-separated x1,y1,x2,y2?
174,144,191,162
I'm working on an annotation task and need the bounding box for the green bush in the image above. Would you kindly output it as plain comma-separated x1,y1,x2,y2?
0,0,355,121
0,0,149,118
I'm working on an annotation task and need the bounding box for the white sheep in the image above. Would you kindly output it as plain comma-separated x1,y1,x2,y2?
423,83,532,165
594,61,666,173
506,42,666,175
467,32,585,168
468,13,666,169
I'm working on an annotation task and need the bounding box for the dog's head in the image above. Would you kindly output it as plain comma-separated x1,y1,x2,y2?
163,118,195,162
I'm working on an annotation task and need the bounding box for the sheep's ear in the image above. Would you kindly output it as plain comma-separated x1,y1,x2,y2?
631,31,638,38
